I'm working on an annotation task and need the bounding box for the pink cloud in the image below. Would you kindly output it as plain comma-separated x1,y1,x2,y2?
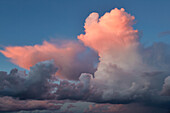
78,8,139,55
0,41,98,80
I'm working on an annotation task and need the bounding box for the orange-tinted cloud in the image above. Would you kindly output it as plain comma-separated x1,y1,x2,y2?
78,8,139,55
0,41,98,80
1,41,80,69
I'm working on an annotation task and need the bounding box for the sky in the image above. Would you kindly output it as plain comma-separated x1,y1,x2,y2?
0,0,170,113
0,0,170,71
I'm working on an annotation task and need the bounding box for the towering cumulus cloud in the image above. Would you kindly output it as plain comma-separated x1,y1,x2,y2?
78,8,146,102
77,8,170,105
78,8,139,54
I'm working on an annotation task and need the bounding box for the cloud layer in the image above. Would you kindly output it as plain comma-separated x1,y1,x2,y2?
0,96,64,112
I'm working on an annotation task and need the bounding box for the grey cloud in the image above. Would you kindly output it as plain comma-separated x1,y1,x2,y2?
54,42,170,109
0,96,64,112
161,76,170,96
0,60,57,99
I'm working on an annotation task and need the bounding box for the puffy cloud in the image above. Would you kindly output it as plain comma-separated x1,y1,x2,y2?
0,60,57,99
0,41,98,80
78,8,139,55
161,76,170,96
55,73,93,101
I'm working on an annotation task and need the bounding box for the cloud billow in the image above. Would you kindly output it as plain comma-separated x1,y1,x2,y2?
0,60,57,99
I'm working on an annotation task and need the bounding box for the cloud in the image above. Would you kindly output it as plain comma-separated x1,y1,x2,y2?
78,8,151,102
55,73,93,101
0,41,98,80
78,8,139,55
0,8,170,112
84,103,170,113
55,8,170,108
142,42,170,70
0,96,64,112
0,60,57,99
161,76,170,96
158,30,170,37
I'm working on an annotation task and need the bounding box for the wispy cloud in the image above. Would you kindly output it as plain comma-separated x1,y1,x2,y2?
158,30,170,37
